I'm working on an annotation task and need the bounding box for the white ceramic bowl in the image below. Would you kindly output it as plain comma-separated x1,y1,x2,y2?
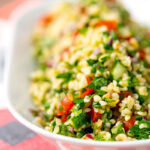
5,1,150,150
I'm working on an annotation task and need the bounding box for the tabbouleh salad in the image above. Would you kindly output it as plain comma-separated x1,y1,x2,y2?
30,0,150,141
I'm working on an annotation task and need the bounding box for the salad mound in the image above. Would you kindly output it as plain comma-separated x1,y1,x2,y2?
30,0,150,141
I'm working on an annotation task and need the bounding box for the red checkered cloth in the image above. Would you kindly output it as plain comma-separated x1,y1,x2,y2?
0,109,60,150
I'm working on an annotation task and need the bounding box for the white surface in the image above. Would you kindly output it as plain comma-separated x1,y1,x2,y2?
5,0,150,150
121,0,150,26
0,0,41,109
0,83,5,109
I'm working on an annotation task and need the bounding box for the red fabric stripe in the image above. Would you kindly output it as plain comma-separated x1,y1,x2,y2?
0,0,25,19
0,109,60,150
0,140,11,150
12,136,59,150
0,109,15,126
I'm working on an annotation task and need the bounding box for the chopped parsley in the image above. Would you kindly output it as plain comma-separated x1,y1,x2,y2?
71,110,91,130
129,120,150,139
79,27,88,34
92,102,101,108
87,77,108,90
87,59,98,66
56,72,74,84
56,72,74,79
74,98,84,104
42,99,50,110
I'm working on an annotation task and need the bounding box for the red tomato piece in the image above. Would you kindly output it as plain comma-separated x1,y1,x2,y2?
119,37,131,42
73,31,79,40
120,91,133,99
91,108,101,122
138,49,145,60
123,116,135,131
96,20,117,31
40,15,53,26
86,75,94,84
80,88,94,98
57,94,74,116
60,48,70,61
61,114,69,122
86,76,92,84
86,76,94,84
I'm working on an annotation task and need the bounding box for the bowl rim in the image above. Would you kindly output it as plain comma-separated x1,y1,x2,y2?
5,0,150,147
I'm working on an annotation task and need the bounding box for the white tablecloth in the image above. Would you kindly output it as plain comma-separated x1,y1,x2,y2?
0,83,5,109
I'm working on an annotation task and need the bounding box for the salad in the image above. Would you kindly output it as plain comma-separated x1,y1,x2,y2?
30,0,150,141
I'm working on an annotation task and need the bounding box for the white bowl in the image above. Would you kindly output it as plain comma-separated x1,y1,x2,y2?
5,1,150,150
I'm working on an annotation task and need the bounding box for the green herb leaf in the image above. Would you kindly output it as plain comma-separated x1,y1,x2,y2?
99,55,110,64
110,31,118,40
79,27,88,34
104,98,115,103
104,43,113,52
140,60,148,67
77,130,86,138
128,72,139,87
44,113,51,122
56,72,73,79
71,103,85,112
128,50,136,57
111,123,125,136
96,90,106,96
42,99,50,110
74,98,84,104
71,110,91,130
135,116,143,121
87,59,98,66
59,105,63,111
49,118,56,132
87,77,108,90
129,120,150,139
92,102,101,108
56,72,74,85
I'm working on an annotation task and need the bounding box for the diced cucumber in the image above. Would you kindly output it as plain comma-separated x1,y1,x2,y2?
112,61,126,80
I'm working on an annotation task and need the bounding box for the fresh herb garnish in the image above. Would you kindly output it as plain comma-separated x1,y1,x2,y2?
104,98,115,103
71,110,91,130
135,116,143,121
110,31,118,40
42,99,50,110
56,72,74,84
44,113,51,122
74,98,84,104
128,72,139,87
71,103,85,112
129,120,150,139
92,102,101,108
96,90,106,96
87,77,108,90
56,72,74,79
87,59,98,66
79,27,88,34
104,43,113,52
99,55,110,64
111,123,125,137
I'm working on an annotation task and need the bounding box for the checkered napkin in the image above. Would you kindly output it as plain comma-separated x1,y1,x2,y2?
0,109,60,150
